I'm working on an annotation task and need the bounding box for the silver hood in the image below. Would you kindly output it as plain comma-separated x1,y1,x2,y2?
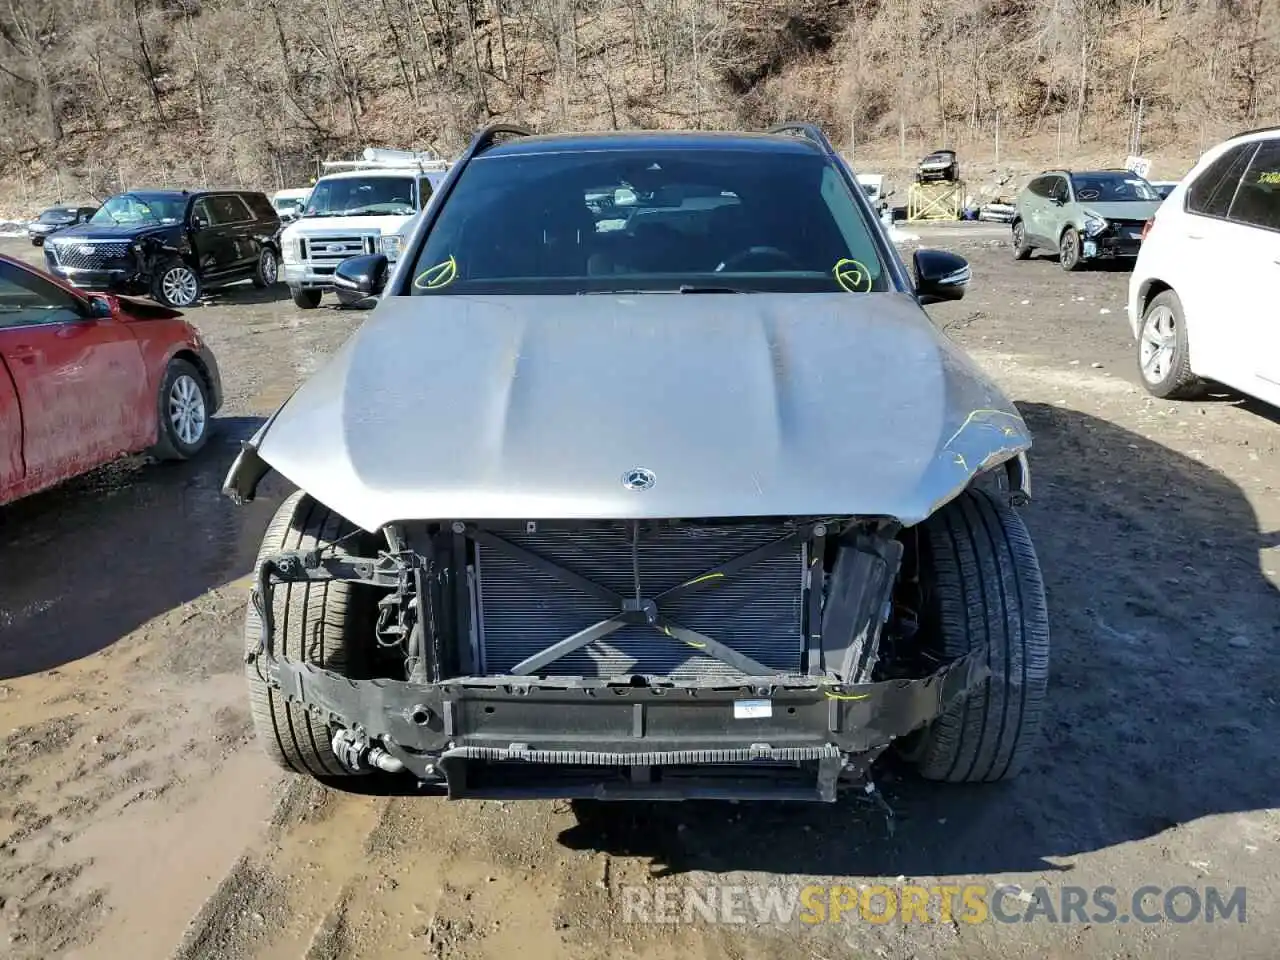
245,293,1030,532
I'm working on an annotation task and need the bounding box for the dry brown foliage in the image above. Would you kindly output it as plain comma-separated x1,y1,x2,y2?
0,0,1276,206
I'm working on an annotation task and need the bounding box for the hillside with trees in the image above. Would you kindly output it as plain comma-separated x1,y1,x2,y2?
0,0,1276,207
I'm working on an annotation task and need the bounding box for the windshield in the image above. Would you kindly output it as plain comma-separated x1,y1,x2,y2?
90,193,185,225
1070,173,1160,202
304,176,416,217
38,208,76,224
406,148,889,295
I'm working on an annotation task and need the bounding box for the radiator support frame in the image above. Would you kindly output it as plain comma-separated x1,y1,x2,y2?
246,516,992,801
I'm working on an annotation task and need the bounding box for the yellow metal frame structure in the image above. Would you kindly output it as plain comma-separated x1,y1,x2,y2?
907,180,965,221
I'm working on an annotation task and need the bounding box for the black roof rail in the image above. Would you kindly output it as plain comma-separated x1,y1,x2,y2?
384,121,534,295
462,122,535,162
767,122,838,158
1228,124,1280,140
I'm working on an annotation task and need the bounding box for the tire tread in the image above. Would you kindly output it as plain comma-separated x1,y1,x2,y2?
911,488,1050,783
245,490,372,777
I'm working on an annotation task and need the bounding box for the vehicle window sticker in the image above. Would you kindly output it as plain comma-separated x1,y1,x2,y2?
832,258,872,293
414,255,458,290
1257,170,1280,185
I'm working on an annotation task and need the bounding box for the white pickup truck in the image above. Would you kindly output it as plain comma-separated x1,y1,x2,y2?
280,147,451,309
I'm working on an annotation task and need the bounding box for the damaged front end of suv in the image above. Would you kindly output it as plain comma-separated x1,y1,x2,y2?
223,122,1048,803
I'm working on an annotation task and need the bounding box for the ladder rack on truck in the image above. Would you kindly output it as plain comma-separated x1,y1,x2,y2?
321,147,452,174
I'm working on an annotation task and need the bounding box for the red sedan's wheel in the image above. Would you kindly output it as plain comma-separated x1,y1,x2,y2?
149,358,211,461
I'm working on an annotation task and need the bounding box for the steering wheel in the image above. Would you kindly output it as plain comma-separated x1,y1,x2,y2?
714,245,801,273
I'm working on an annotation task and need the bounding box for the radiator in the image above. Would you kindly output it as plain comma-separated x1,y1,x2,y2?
472,522,807,680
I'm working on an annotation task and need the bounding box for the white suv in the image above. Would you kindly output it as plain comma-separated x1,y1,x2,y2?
1128,127,1280,405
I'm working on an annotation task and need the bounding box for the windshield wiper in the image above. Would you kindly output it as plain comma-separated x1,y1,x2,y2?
677,284,748,294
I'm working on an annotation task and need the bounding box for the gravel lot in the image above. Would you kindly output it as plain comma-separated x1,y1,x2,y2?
1,227,1278,960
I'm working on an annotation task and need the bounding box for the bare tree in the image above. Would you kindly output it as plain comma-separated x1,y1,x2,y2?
0,0,66,140
3,0,1280,207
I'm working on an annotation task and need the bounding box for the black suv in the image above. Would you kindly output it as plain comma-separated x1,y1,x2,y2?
43,189,283,307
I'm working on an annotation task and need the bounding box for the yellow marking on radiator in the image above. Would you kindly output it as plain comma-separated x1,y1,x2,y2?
681,572,725,587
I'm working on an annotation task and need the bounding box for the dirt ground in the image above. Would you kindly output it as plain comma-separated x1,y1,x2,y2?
1,227,1278,960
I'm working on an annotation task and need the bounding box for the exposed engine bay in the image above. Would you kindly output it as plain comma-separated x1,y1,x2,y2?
246,510,995,801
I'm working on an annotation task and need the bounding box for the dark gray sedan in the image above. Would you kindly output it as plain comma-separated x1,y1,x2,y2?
27,205,98,246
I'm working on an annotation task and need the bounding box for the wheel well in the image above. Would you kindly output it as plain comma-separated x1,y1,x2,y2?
172,348,214,399
1140,279,1173,314
141,242,197,274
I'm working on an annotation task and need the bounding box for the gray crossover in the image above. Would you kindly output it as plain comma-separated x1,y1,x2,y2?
224,122,1049,803
1013,169,1162,270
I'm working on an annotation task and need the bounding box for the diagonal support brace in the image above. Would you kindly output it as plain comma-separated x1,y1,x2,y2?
474,523,825,677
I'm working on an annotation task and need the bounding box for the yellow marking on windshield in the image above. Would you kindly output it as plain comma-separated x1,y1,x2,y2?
832,258,872,293
414,255,458,290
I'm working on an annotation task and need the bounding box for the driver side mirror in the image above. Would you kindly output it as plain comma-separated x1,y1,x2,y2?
191,214,208,230
333,253,389,309
913,249,970,305
86,295,115,320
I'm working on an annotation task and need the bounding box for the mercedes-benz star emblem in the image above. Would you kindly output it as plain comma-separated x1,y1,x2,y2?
622,467,656,491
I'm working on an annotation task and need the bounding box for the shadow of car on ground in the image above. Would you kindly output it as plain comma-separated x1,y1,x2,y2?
197,281,294,306
0,415,286,680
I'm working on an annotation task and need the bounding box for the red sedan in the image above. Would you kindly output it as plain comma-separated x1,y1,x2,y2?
1,253,221,506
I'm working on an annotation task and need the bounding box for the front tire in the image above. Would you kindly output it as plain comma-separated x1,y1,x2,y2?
149,358,211,460
292,287,322,309
901,488,1050,783
252,246,279,288
244,491,378,778
1058,228,1083,272
1138,289,1205,400
1011,220,1032,260
152,259,202,307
